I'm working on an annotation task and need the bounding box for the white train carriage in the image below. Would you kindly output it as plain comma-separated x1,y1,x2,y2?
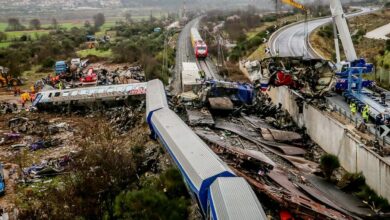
208,177,268,220
33,83,147,110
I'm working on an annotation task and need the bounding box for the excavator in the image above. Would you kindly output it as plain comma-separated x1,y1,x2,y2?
0,66,24,88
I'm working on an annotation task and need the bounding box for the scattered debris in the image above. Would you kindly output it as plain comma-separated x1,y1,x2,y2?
186,108,214,126
208,97,234,110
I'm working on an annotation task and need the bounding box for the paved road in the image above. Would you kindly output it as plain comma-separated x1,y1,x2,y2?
365,23,390,40
269,7,376,58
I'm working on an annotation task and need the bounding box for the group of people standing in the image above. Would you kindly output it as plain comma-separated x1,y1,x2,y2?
349,102,370,123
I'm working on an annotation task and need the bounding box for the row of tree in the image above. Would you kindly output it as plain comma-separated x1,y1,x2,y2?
6,18,45,31
5,13,105,32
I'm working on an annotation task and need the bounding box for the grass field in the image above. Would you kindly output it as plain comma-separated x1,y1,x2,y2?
76,48,112,58
6,29,51,40
0,20,117,48
0,42,11,48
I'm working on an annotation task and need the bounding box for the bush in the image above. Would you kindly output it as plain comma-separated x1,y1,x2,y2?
338,172,366,191
114,168,189,220
320,154,340,180
114,189,189,220
41,58,55,69
386,40,390,52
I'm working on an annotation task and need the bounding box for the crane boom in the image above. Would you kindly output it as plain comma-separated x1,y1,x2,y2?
329,0,357,61
281,0,306,11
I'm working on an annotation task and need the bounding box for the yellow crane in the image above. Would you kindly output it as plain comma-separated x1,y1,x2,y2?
281,0,307,11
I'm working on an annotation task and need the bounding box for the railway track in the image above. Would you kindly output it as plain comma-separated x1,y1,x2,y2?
197,59,218,80
173,16,221,94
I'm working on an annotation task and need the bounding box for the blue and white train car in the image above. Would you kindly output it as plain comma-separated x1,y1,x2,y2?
146,79,267,219
208,177,267,220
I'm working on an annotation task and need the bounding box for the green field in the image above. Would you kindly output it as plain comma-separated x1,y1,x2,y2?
76,48,112,58
0,42,11,48
6,29,50,40
0,20,117,48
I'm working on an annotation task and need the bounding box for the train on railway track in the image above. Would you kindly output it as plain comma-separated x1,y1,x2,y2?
146,79,267,220
190,28,208,59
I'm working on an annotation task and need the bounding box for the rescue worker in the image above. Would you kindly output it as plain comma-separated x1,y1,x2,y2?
381,92,386,105
20,91,30,108
199,70,205,79
349,102,357,116
362,105,370,123
375,113,384,127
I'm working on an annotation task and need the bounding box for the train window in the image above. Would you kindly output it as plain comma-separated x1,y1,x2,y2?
62,92,69,97
79,90,87,95
48,93,52,98
54,92,61,97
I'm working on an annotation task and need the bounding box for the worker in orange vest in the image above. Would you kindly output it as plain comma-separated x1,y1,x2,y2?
20,91,31,108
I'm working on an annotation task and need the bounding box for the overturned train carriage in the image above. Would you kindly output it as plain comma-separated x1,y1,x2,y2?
146,79,267,220
33,83,147,110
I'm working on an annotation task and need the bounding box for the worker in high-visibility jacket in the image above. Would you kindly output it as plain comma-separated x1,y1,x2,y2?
349,102,357,116
20,91,31,108
362,105,370,123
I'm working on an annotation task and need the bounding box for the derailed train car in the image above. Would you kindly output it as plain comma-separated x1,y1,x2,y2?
32,83,147,111
146,79,267,220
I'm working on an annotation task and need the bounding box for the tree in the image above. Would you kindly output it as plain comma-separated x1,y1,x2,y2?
6,18,24,31
93,13,105,29
320,154,340,180
0,32,7,42
51,18,58,29
124,11,133,23
29,19,41,30
84,20,92,28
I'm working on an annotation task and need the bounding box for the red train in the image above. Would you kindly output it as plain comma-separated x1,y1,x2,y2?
190,28,208,59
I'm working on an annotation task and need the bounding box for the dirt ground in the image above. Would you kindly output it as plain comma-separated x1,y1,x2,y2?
0,112,91,212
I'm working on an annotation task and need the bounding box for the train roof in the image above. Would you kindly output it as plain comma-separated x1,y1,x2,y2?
209,177,268,220
146,79,168,119
150,108,235,191
191,27,203,42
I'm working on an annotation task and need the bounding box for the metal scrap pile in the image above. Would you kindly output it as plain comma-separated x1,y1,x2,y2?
22,154,73,180
0,102,18,114
251,57,335,97
99,103,145,134
178,90,383,219
36,63,145,92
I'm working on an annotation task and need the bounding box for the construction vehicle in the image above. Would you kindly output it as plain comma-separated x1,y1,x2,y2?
274,0,374,92
0,66,24,87
55,61,68,75
329,0,373,73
